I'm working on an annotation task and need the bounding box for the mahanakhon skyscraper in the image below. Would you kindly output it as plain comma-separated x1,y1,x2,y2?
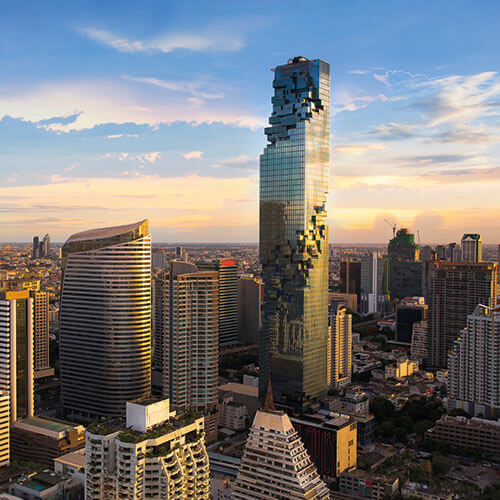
259,56,330,408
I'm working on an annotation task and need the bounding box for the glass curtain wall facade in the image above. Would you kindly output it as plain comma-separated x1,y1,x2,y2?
259,57,330,408
59,220,152,420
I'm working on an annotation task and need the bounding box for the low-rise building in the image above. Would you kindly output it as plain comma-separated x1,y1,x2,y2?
11,416,85,466
9,472,83,500
54,448,86,485
218,397,248,431
218,383,259,419
85,397,210,499
339,468,399,499
385,358,419,379
401,481,452,500
291,411,357,478
425,415,500,456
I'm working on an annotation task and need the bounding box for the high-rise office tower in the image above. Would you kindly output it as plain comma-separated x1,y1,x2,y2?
420,245,437,298
59,220,152,420
152,262,218,414
360,252,389,314
428,261,497,368
259,56,330,408
86,398,210,499
447,304,500,419
237,274,263,345
0,290,34,423
461,233,482,262
43,233,50,257
446,242,461,262
0,279,52,379
198,258,238,347
0,392,9,466
328,305,352,388
32,236,39,259
233,398,329,499
340,259,361,303
388,228,422,300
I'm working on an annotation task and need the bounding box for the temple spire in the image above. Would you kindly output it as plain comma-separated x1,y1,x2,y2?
263,378,275,412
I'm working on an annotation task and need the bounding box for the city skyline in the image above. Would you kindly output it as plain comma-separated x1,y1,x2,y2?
2,1,500,243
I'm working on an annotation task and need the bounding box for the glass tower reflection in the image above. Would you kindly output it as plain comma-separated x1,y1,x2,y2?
259,57,330,408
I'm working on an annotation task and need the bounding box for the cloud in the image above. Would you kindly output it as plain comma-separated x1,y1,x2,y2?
182,151,204,159
0,80,265,130
335,144,387,156
211,154,257,170
122,75,223,100
399,154,470,165
0,174,258,241
38,111,83,128
334,94,402,114
79,27,243,54
138,152,160,164
414,72,500,127
370,122,418,140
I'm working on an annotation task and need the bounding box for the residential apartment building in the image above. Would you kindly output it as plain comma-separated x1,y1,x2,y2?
447,304,500,419
328,305,352,388
85,398,209,499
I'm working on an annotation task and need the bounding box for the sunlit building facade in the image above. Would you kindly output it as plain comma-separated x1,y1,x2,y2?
60,220,152,420
259,56,330,408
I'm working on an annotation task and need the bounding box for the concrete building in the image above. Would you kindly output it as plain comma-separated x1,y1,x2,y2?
54,448,86,485
60,220,152,420
9,472,83,500
360,252,389,314
233,401,329,499
447,304,500,419
340,259,361,304
339,469,399,500
0,392,9,466
396,297,428,343
328,305,352,388
0,289,34,423
291,410,357,478
401,481,452,500
411,320,428,361
385,359,419,379
198,258,238,348
388,228,422,300
461,233,482,262
11,416,85,466
329,292,358,313
237,274,262,345
428,261,497,368
218,396,248,431
152,262,218,441
218,383,259,419
425,415,500,456
1,279,52,379
85,398,210,499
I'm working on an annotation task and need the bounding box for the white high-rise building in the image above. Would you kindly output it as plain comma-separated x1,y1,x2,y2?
328,305,352,388
0,391,9,466
86,398,210,499
447,304,500,419
0,290,34,423
233,393,329,499
360,252,388,314
60,220,152,420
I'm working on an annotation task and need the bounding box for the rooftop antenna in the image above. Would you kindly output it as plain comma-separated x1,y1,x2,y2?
384,218,397,238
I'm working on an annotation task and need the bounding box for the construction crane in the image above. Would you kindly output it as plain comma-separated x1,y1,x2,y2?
384,219,397,238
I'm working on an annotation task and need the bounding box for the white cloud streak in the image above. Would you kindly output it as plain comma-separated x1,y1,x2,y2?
79,27,243,54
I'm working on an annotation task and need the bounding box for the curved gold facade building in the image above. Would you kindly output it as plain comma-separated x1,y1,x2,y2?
60,220,151,420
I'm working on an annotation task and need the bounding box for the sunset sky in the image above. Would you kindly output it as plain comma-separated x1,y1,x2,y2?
1,0,500,243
